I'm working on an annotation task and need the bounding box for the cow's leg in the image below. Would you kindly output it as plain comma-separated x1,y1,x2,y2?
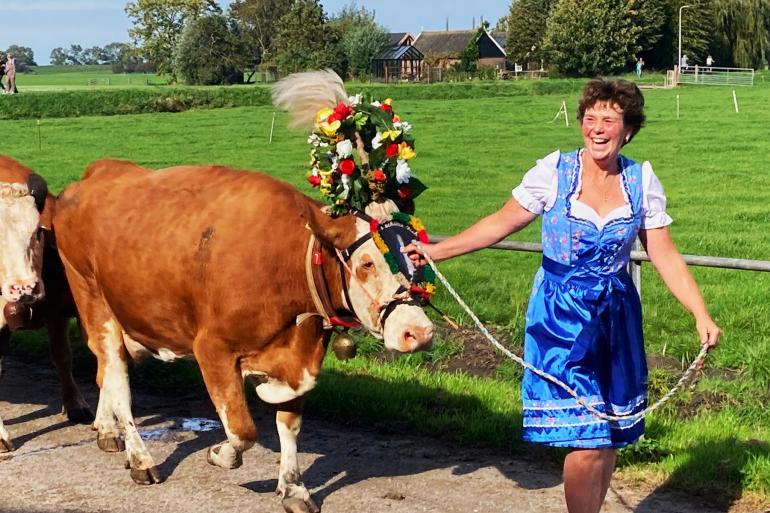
194,337,256,470
91,318,159,484
0,326,14,452
276,400,319,513
46,314,93,423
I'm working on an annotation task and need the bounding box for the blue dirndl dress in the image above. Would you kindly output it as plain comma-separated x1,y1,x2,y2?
521,149,648,449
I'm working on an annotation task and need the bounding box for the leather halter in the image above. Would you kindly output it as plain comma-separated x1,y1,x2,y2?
299,232,361,330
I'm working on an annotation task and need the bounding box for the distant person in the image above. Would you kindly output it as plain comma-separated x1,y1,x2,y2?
0,54,6,92
5,52,17,94
706,55,714,72
680,54,689,70
635,57,644,78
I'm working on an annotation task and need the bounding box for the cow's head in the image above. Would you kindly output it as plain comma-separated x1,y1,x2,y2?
303,199,434,352
0,171,49,330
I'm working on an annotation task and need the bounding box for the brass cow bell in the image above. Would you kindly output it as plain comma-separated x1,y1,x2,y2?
331,333,357,360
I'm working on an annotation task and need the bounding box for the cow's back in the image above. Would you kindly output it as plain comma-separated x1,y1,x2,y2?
54,161,323,353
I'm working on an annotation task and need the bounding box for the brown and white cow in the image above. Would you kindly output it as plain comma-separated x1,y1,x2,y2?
0,155,92,452
53,159,434,513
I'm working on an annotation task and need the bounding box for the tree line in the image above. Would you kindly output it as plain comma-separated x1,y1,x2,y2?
120,0,389,85
500,0,770,75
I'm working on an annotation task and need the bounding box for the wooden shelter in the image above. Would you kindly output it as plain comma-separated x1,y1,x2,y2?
413,29,507,70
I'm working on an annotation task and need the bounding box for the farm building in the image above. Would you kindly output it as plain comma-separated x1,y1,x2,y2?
373,32,423,82
412,29,507,70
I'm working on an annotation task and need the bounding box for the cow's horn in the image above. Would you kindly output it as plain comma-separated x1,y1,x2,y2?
26,173,48,213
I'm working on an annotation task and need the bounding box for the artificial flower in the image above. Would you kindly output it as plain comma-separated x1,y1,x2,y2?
386,144,399,159
336,139,353,158
332,102,353,120
396,159,411,184
348,93,362,106
372,169,387,182
371,132,383,150
308,175,321,186
315,107,333,124
339,159,356,175
319,119,341,138
398,142,416,160
380,129,401,142
398,185,412,199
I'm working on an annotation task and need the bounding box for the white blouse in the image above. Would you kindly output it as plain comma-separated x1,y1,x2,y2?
512,150,673,230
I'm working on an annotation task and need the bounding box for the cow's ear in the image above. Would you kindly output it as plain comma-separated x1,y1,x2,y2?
300,202,356,250
39,194,55,231
26,173,48,213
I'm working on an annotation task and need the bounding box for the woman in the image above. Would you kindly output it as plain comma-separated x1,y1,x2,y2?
404,78,720,513
5,53,16,94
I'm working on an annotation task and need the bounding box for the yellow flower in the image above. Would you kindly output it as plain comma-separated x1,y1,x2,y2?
398,142,416,160
383,98,393,106
315,107,333,124
380,129,401,142
319,120,341,137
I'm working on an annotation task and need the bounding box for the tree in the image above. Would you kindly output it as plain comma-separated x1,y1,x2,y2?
50,47,67,66
329,4,388,79
711,0,770,68
66,44,83,65
274,0,342,75
5,45,36,71
103,42,129,64
543,0,643,76
505,0,557,67
174,14,246,84
494,14,509,33
227,0,293,76
342,24,389,79
125,0,220,77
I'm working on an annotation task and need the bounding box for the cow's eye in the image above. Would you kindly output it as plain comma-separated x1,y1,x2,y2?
360,261,376,271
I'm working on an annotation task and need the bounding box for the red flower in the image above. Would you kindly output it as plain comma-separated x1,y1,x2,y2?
333,102,353,120
308,175,321,186
380,103,393,113
397,186,411,199
372,169,387,182
327,112,340,123
386,143,399,159
338,159,356,175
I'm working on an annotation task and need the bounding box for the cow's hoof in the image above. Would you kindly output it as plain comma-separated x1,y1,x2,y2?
206,443,242,469
65,405,95,424
130,466,162,485
282,497,320,513
0,438,15,453
97,434,125,453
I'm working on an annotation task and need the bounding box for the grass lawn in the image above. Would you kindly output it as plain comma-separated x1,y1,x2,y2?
2,74,769,507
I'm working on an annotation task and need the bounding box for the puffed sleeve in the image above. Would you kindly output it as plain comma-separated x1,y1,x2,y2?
512,150,560,215
641,161,673,229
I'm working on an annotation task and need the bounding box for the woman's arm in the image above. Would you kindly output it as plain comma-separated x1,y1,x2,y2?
639,227,721,347
405,198,537,263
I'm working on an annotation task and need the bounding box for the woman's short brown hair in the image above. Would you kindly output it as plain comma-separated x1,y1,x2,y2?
577,78,646,144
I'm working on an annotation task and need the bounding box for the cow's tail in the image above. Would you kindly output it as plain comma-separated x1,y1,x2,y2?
272,69,348,129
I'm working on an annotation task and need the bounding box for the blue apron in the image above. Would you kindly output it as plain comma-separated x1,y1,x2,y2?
521,149,647,448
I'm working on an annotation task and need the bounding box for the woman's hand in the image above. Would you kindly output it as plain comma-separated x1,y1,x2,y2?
401,242,437,267
695,315,721,349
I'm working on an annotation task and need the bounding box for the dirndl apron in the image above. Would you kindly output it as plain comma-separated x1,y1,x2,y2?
521,149,648,448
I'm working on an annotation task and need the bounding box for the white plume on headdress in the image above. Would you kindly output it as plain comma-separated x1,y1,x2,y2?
272,69,349,129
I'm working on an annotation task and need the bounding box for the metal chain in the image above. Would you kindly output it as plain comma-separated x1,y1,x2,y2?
417,243,709,426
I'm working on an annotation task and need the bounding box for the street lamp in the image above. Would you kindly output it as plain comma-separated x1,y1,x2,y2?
678,4,692,70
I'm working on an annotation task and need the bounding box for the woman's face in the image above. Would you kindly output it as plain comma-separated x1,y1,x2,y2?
581,101,632,166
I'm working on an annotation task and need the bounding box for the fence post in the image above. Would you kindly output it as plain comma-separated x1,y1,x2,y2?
629,238,642,299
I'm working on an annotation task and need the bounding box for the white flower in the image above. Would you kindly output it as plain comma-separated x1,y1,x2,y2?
311,167,319,177
307,133,321,146
371,100,381,108
336,139,353,158
330,154,339,170
396,159,411,184
341,174,351,198
394,121,412,133
348,93,362,106
320,141,329,148
371,132,383,150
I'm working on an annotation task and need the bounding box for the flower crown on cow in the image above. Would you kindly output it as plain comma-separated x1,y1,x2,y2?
306,95,427,217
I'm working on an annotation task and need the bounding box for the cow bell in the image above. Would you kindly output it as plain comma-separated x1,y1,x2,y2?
331,333,357,360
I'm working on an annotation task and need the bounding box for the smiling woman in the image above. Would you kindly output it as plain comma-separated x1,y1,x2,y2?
403,77,721,513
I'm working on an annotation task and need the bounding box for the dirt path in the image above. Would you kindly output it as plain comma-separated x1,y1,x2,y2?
0,357,742,513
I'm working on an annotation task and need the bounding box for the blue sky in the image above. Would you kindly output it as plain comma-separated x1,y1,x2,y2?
0,0,509,65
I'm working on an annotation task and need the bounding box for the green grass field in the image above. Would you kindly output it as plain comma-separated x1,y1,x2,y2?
2,70,769,508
